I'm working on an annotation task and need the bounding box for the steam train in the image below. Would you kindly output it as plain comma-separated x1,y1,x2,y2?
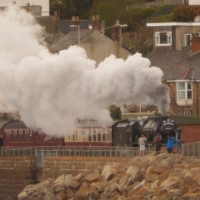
112,116,181,147
0,116,181,147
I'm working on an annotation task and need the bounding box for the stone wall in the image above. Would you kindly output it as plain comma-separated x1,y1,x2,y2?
0,156,36,200
0,156,127,199
43,156,127,180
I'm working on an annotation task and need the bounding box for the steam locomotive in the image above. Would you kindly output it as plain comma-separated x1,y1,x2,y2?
112,116,182,147
0,116,181,147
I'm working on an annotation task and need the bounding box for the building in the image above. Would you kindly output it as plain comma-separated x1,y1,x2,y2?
145,0,200,6
146,21,200,117
49,16,131,64
188,0,200,5
146,18,200,142
0,0,49,16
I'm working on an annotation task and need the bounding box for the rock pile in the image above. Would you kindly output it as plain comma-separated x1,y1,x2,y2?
17,153,200,200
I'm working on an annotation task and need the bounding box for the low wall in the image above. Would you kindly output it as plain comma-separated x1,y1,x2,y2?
43,156,127,180
181,125,200,143
0,156,127,199
0,156,36,200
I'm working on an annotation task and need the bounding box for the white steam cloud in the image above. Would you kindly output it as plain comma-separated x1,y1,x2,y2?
0,5,170,136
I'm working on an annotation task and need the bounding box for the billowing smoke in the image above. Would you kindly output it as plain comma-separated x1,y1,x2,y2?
0,5,170,136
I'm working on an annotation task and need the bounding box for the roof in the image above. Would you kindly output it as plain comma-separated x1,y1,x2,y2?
49,29,93,52
3,121,28,129
147,48,200,81
147,22,200,27
59,20,92,34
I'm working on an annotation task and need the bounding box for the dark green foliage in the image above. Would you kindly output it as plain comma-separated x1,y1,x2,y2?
147,4,176,22
50,0,94,19
171,5,195,22
127,7,156,30
109,105,121,120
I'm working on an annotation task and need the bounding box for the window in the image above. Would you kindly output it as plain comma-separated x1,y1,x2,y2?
102,133,106,141
177,81,192,100
93,133,96,141
184,34,191,47
155,31,172,46
88,134,92,141
11,130,14,140
98,133,101,141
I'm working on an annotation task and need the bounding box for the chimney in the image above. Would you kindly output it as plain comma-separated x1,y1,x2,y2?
71,16,80,26
194,8,200,22
112,20,121,42
191,33,200,54
91,15,101,30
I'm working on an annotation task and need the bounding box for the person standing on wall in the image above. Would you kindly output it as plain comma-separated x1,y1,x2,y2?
138,134,147,156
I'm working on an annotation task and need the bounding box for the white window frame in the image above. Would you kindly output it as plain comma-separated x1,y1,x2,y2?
176,81,193,106
155,31,172,46
184,33,191,47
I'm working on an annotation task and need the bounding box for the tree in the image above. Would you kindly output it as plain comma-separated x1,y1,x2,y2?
109,105,121,120
50,0,94,19
171,5,195,22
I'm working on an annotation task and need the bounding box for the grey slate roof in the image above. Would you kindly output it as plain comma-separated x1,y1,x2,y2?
59,20,92,34
3,121,27,129
49,29,93,52
147,47,200,81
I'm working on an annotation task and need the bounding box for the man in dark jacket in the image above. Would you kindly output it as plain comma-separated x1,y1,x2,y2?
154,134,162,155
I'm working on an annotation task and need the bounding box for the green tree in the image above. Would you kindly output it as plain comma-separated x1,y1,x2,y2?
171,5,195,22
91,0,143,27
109,105,121,120
50,0,94,19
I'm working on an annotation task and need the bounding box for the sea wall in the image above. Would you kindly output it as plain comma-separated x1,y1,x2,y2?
42,156,126,180
0,156,36,200
0,156,126,200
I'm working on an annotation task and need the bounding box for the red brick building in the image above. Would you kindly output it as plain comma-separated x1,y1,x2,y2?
146,21,200,142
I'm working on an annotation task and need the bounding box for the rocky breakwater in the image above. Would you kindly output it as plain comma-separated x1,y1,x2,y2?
17,153,200,200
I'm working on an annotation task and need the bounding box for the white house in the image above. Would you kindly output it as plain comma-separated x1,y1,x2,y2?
0,0,49,16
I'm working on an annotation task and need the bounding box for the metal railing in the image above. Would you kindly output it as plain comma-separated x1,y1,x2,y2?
182,142,200,157
0,143,200,158
0,146,154,158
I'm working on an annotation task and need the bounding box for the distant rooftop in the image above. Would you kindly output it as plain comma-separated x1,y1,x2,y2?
147,22,200,27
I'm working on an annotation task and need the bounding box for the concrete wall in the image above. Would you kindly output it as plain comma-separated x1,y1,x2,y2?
0,156,36,200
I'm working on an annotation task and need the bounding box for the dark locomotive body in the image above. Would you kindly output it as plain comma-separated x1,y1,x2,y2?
112,116,182,147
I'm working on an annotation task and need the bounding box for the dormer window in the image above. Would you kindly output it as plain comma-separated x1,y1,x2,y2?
155,31,172,46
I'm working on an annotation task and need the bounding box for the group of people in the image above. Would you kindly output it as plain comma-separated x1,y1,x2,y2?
138,133,178,156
